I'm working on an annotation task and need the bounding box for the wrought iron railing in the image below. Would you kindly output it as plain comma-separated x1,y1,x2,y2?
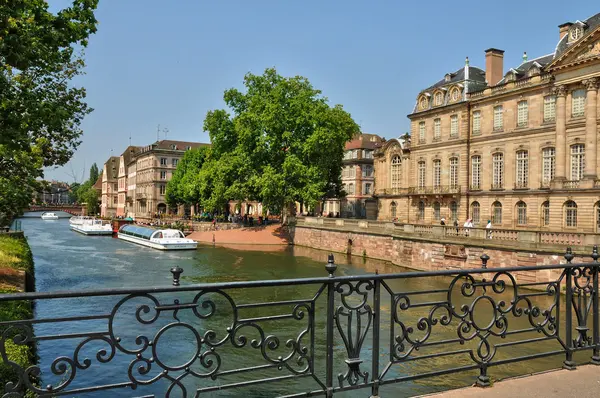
1,250,600,397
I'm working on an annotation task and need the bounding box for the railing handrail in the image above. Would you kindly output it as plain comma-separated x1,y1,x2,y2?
0,261,594,302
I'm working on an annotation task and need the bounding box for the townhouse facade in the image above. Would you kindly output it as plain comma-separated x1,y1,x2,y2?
100,156,120,218
376,13,600,232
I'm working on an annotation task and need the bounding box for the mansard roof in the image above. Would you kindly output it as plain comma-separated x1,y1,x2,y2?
345,133,385,151
422,65,486,93
554,12,600,58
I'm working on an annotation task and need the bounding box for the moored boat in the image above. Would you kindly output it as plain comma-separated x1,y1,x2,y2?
41,212,59,220
70,218,113,235
117,224,197,250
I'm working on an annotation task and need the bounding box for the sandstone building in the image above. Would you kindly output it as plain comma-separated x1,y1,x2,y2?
100,156,120,218
375,13,600,232
324,133,384,219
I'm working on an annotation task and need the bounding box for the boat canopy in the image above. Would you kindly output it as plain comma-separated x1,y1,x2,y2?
119,224,156,240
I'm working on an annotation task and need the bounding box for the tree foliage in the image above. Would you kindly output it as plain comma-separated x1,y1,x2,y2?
88,163,99,184
0,0,99,225
200,68,359,217
165,147,209,207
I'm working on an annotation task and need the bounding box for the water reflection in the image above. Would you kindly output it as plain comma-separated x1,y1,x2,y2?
15,217,593,397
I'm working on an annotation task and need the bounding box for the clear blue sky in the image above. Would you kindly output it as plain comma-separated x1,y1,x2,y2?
45,0,598,182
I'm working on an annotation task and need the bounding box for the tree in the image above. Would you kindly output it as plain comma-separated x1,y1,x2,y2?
0,0,98,224
88,163,99,185
202,68,359,221
165,147,209,208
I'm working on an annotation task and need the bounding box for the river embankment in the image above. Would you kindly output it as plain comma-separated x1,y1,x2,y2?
0,232,36,394
187,224,291,248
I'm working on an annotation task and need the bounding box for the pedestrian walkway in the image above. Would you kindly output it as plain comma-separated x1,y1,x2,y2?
187,224,290,247
419,365,600,398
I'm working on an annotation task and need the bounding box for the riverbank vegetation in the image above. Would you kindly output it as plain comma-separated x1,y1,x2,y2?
0,235,36,395
166,68,359,222
0,0,99,227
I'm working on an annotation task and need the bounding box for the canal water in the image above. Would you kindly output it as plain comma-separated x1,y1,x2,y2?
17,215,587,397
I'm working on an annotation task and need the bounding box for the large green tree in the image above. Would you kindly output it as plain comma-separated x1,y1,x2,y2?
88,163,99,184
202,68,359,221
165,146,210,207
0,0,98,226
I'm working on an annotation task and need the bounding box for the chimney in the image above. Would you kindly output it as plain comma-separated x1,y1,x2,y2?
485,48,505,87
559,23,572,40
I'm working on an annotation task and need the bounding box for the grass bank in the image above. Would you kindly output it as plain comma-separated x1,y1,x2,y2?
0,234,36,396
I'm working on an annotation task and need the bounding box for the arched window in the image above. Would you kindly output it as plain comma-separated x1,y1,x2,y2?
390,202,397,218
542,148,555,187
471,201,480,224
418,201,425,221
515,150,528,188
516,201,527,225
449,201,458,221
541,201,550,226
570,144,585,181
492,201,502,225
471,155,481,189
492,153,504,189
449,157,459,188
433,159,441,189
433,202,441,221
564,201,577,227
391,155,401,188
434,91,443,106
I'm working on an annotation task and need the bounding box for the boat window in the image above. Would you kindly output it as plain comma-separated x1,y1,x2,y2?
119,224,156,240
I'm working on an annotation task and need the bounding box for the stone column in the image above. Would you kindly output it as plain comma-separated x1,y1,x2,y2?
553,85,567,183
583,78,599,180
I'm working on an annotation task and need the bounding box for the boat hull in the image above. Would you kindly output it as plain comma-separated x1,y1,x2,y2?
117,233,197,250
70,225,113,235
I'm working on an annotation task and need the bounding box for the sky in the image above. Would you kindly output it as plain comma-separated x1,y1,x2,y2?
44,0,599,182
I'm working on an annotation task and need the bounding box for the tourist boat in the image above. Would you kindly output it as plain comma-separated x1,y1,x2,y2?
41,212,59,220
117,224,197,250
70,218,113,235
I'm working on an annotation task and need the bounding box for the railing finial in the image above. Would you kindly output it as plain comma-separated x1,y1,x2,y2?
170,265,184,286
564,247,574,263
326,254,337,278
480,253,490,269
592,245,599,263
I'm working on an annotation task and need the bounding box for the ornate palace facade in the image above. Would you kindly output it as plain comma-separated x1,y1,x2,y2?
375,13,600,232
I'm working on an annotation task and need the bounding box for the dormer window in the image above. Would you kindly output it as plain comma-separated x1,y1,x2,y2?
505,72,516,82
171,144,177,150
445,73,452,82
528,66,539,77
433,92,443,106
570,26,583,42
419,96,428,110
450,88,460,101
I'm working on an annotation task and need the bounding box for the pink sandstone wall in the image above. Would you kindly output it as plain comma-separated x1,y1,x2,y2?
292,226,590,284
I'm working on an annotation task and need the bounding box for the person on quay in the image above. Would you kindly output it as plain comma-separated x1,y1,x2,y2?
486,220,493,239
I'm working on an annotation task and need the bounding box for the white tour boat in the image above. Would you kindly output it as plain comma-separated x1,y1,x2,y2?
41,212,59,220
117,224,197,250
70,217,113,235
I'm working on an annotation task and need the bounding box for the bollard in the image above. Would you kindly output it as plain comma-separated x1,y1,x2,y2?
170,265,183,286
480,253,490,269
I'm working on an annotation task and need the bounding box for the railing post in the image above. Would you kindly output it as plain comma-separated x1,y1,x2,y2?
592,246,600,365
325,254,337,397
371,276,381,398
563,247,576,370
170,265,183,286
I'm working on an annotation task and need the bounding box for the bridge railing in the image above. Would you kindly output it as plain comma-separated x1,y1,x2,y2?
1,249,599,397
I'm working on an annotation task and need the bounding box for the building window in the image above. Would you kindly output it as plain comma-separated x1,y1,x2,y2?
471,201,480,224
344,151,352,160
572,89,586,118
451,88,460,101
434,92,443,106
565,201,577,227
160,171,167,180
570,144,585,181
492,201,502,225
390,202,397,218
433,202,441,221
450,115,459,138
542,147,555,187
172,159,179,167
391,156,401,188
472,111,481,134
418,161,426,189
515,150,528,188
348,183,355,195
543,96,556,122
471,155,481,189
434,118,441,140
419,96,428,110
570,26,583,41
433,159,441,189
364,183,372,195
418,201,425,221
160,158,167,166
352,150,358,159
449,201,458,221
517,101,528,128
516,201,527,225
492,153,504,189
159,185,166,195
493,106,503,131
362,165,373,177
363,150,373,159
541,201,550,226
449,157,458,188
419,122,426,143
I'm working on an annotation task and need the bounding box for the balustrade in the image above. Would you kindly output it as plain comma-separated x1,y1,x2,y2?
2,250,600,397
563,180,580,189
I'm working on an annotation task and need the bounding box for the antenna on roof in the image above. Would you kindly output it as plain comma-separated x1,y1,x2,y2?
156,124,160,142
465,56,469,66
163,127,169,140
129,134,132,146
523,52,528,62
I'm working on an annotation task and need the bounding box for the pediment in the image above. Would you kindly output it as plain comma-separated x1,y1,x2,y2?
547,26,600,71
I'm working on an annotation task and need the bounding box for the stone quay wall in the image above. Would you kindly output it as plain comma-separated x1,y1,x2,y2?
291,218,597,284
